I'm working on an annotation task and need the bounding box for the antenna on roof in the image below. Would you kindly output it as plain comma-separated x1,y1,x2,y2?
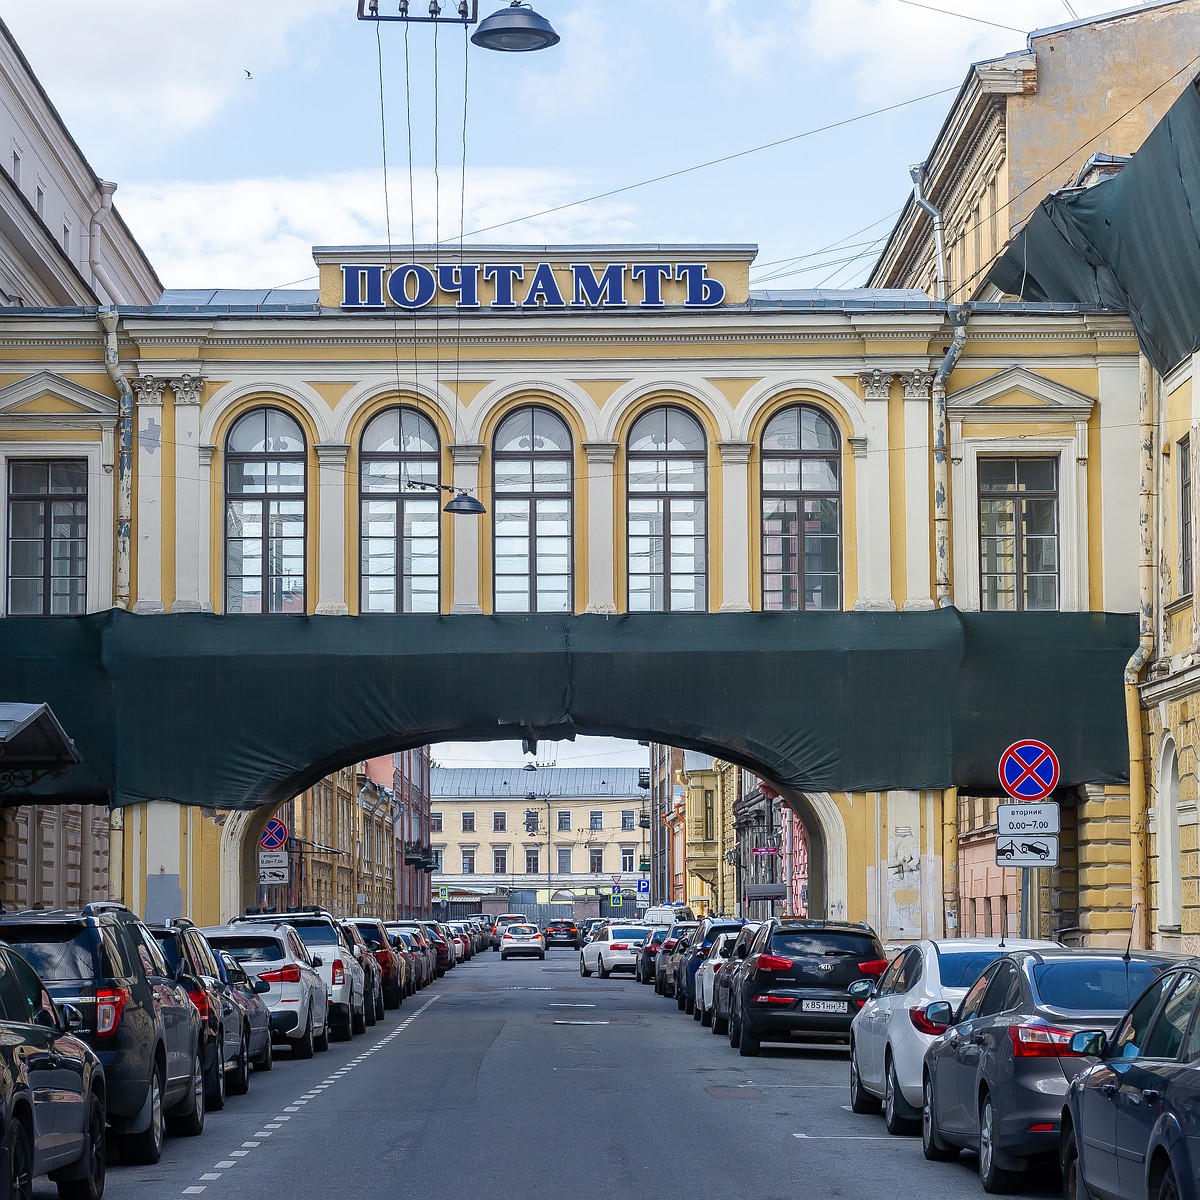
1124,903,1137,964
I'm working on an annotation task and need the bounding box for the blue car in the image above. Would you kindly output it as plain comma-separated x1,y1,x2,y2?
676,917,744,1015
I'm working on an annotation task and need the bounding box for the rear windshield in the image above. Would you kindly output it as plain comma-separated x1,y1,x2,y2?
293,924,340,947
208,936,284,964
703,924,743,940
648,930,668,945
610,928,646,940
508,926,538,936
151,933,181,973
770,931,880,958
1033,960,1162,1013
938,949,1007,989
1,926,98,982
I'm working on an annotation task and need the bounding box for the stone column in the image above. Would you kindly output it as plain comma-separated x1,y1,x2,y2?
853,371,895,611
198,444,216,611
582,442,618,614
131,376,166,614
901,370,935,610
171,375,204,611
313,443,351,616
449,443,485,614
717,441,753,612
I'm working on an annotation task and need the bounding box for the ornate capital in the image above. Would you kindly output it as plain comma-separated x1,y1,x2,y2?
901,369,934,400
171,374,204,406
582,441,619,465
131,376,166,407
858,370,893,401
718,440,754,466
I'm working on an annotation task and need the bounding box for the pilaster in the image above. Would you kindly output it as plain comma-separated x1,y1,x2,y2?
314,443,351,615
131,375,166,614
901,370,935,610
198,444,216,612
853,373,895,612
717,441,753,612
582,442,618,614
171,375,204,612
449,443,485,614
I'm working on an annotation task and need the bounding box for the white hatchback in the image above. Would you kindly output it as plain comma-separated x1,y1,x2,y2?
499,924,545,960
580,924,648,978
848,936,1059,1134
693,931,739,1026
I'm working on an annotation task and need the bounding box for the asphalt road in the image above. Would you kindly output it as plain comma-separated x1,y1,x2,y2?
84,952,1063,1200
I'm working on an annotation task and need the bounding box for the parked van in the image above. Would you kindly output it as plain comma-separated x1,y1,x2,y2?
642,904,696,926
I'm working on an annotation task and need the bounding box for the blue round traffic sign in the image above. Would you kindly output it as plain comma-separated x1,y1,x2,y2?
999,740,1060,802
259,818,288,851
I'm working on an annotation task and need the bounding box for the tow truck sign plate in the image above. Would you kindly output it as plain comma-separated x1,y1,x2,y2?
995,836,1059,868
997,803,1060,837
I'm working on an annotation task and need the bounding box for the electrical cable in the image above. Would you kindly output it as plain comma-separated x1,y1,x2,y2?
893,0,1025,34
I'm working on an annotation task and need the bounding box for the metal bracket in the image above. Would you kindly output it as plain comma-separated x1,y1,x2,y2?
357,1,479,23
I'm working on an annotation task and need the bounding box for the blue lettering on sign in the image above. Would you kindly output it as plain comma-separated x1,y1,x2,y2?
630,263,672,306
523,262,567,309
483,263,525,308
341,264,387,309
387,264,437,310
571,263,626,307
676,263,726,307
436,263,480,307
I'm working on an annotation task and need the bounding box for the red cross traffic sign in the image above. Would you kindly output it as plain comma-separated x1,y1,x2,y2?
998,740,1060,802
259,818,288,851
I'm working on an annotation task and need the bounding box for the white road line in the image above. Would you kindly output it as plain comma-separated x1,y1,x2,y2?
553,1019,610,1025
215,1160,237,1169
792,1133,898,1141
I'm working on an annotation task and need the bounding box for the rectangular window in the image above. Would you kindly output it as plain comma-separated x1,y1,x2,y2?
703,789,715,841
979,457,1059,612
461,849,475,875
430,849,443,871
462,811,475,832
1181,436,1193,596
525,848,539,875
493,848,507,874
525,809,540,834
621,810,635,831
557,848,572,875
557,810,570,831
589,847,604,873
6,459,88,615
493,811,506,832
621,847,635,872
590,811,603,831
430,812,443,832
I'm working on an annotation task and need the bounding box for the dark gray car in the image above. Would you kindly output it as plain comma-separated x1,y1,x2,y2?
921,947,1178,1193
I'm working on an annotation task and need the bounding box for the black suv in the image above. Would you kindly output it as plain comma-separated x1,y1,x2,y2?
0,902,204,1164
150,918,244,1112
543,920,581,950
728,919,888,1056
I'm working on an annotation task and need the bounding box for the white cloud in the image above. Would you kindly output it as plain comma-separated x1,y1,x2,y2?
2,0,342,141
117,166,639,288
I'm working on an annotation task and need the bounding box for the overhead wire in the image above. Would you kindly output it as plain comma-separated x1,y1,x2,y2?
892,0,1025,33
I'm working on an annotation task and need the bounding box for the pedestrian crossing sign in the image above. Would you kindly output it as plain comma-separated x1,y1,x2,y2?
611,893,623,908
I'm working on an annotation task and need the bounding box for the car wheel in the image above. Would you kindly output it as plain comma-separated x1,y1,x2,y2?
728,1005,742,1048
653,973,662,994
849,1040,882,1115
599,956,611,979
4,1111,31,1200
685,988,695,1016
539,953,545,961
166,1051,205,1138
1154,1164,1181,1200
580,955,592,977
118,1062,164,1164
738,1014,761,1057
700,1000,712,1027
352,997,367,1036
365,994,377,1028
922,1073,957,1162
979,1093,1022,1193
712,1004,728,1036
227,1028,251,1096
314,1012,330,1053
205,1038,226,1110
884,1055,918,1135
256,1035,274,1072
56,1088,105,1200
1062,1123,1093,1200
375,988,386,1021
294,1009,316,1057
692,996,703,1021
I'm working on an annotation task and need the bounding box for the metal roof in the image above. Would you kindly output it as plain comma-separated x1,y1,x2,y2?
431,766,644,799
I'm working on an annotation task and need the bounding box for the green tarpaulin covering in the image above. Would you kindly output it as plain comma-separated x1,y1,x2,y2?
0,609,1135,810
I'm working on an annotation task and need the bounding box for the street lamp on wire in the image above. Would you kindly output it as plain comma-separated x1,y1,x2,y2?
356,1,561,52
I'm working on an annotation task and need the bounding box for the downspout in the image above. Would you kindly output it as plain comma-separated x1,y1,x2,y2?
1125,353,1156,948
98,308,133,610
910,163,948,303
88,181,120,305
933,308,968,607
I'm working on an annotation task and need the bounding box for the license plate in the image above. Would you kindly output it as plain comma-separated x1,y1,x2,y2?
801,999,847,1014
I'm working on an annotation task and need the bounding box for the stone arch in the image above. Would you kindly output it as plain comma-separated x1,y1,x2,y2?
603,379,733,444
777,787,846,919
470,378,601,445
200,379,330,447
737,376,866,443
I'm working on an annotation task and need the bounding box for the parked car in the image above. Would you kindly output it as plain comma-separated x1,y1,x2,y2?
728,919,889,1056
580,925,648,978
389,929,424,993
634,927,670,984
0,903,204,1164
678,917,745,1014
234,908,366,1041
339,921,384,1024
544,920,582,950
711,922,764,1035
0,941,107,1200
920,947,1176,1192
694,931,740,1027
477,917,498,950
204,922,330,1058
654,922,699,996
214,950,272,1091
419,922,454,975
500,924,546,960
581,918,606,945
1063,960,1200,1200
643,904,696,926
349,918,404,1009
387,921,437,987
848,937,1058,1135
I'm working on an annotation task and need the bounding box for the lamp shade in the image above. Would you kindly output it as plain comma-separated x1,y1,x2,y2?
470,3,560,52
444,491,486,515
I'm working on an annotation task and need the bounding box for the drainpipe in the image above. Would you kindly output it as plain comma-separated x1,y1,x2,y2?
933,308,969,607
1125,353,1156,949
88,181,121,304
910,163,948,303
98,308,133,609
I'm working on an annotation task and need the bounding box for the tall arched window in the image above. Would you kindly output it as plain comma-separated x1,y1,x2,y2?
224,407,306,613
493,406,573,613
761,405,841,610
360,407,440,613
627,405,707,612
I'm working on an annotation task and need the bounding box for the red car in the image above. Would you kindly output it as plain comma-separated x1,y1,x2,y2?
349,918,404,1009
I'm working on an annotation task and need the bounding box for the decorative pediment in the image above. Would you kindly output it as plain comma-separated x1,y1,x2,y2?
947,366,1095,422
0,371,118,421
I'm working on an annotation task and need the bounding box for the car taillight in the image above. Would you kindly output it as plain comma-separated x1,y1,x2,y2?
755,953,794,971
95,986,129,1037
611,943,630,951
713,963,723,973
259,964,302,985
186,988,209,1022
332,959,345,986
375,949,391,968
503,933,513,940
858,959,890,977
663,939,677,951
1007,1022,1081,1057
569,927,577,933
909,1006,949,1035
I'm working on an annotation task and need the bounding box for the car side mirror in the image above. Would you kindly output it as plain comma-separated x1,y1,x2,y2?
677,938,690,952
252,978,270,995
736,944,748,959
311,955,323,968
924,1001,953,1030
847,978,874,1001
1069,1030,1108,1057
719,945,732,958
366,940,383,951
60,1003,84,1032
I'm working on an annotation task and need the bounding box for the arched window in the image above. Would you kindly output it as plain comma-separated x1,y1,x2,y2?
360,407,440,613
224,407,306,613
627,405,707,612
761,405,841,611
493,406,573,613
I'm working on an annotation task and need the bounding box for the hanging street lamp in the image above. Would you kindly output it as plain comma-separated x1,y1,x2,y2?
357,0,561,53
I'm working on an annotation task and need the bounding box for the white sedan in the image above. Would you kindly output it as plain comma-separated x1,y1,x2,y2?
499,924,545,960
848,936,1058,1134
693,931,738,1026
580,924,647,978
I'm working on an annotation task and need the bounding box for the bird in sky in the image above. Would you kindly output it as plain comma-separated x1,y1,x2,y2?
244,69,253,80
